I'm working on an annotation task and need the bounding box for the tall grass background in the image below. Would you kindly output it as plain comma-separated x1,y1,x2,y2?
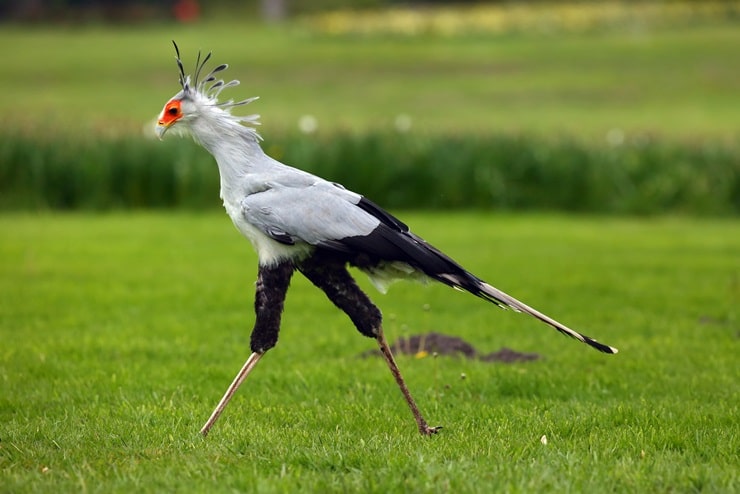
1,5,738,216
1,130,737,214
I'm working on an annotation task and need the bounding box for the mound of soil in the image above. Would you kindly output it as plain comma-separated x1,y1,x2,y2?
363,332,541,363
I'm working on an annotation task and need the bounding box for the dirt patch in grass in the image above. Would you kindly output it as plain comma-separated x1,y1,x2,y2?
363,332,541,363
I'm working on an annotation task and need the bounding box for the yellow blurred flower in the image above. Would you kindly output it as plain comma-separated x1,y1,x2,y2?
307,1,738,37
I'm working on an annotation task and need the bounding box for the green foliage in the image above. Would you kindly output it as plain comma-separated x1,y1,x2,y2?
1,23,739,138
0,130,737,214
1,213,738,492
282,132,740,214
0,18,737,215
0,133,216,210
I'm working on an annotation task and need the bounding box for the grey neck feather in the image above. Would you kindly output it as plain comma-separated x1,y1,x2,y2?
188,109,266,202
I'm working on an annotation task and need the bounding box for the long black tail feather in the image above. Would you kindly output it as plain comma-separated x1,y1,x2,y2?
419,247,618,354
379,225,618,354
331,198,618,354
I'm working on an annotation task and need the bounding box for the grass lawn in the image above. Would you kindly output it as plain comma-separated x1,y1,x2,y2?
0,20,738,140
0,212,737,492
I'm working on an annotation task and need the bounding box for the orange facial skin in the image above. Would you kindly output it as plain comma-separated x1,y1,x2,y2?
158,99,183,127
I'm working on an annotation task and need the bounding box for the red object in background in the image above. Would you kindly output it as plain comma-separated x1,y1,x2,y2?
174,0,200,23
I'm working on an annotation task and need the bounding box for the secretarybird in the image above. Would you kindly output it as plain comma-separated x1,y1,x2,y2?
156,42,617,437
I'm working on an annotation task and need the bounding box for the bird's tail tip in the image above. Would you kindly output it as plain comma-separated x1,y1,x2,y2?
477,281,618,355
586,337,619,354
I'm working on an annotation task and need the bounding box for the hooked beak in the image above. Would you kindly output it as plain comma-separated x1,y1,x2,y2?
155,121,170,140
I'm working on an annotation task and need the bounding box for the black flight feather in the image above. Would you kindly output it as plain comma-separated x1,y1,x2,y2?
355,197,409,233
315,198,617,354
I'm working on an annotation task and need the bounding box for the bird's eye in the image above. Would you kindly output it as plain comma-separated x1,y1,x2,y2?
168,106,179,116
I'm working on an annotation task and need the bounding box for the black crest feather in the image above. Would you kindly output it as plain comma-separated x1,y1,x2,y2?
172,40,188,91
193,50,212,89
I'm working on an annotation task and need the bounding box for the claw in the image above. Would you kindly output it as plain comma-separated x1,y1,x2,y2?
421,425,442,435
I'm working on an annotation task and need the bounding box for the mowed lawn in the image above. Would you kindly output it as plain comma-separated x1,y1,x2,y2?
0,212,737,492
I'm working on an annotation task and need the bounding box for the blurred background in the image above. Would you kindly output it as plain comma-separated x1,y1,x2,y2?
0,0,738,213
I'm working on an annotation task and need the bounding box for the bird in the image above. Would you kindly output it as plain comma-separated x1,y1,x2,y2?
155,41,617,437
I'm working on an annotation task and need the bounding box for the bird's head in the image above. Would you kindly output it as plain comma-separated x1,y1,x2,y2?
156,41,260,140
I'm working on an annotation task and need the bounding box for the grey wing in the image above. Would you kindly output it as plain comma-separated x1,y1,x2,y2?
241,178,619,354
240,181,381,246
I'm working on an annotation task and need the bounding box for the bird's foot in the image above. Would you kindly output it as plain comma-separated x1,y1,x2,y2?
419,424,443,436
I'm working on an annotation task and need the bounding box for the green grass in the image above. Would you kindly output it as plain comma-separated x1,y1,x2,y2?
1,212,737,492
3,131,737,213
0,20,738,139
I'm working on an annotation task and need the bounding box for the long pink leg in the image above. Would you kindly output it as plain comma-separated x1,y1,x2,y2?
376,327,441,436
200,352,263,437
